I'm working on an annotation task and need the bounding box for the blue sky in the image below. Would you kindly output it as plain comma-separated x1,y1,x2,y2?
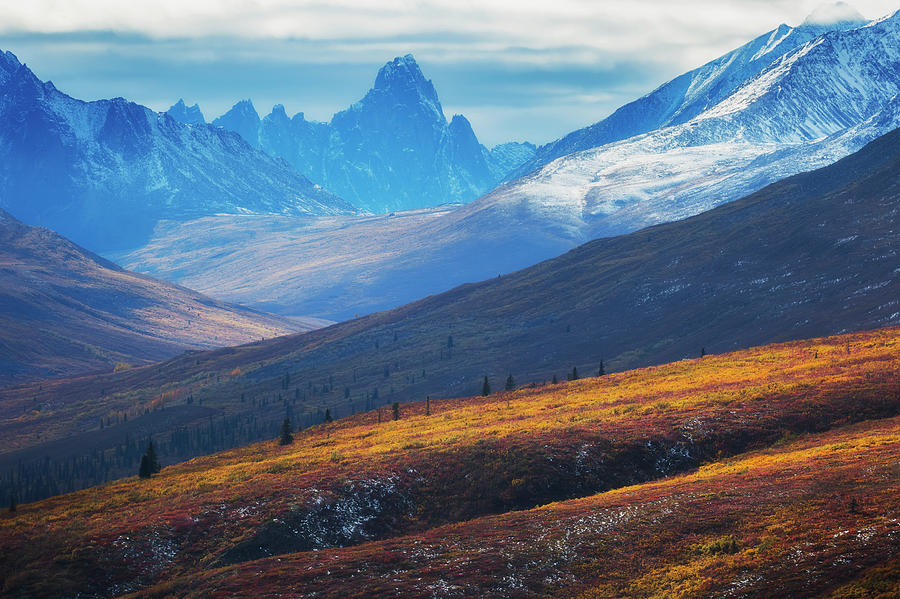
1,1,896,145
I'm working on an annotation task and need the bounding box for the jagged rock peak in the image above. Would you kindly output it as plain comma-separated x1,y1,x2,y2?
166,98,206,125
373,54,440,105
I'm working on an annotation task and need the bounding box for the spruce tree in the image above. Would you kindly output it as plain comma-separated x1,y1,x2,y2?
392,402,400,421
700,347,707,357
552,374,558,384
598,360,605,376
426,396,431,416
323,409,333,423
279,417,294,445
482,376,491,396
138,455,151,479
505,375,515,391
144,440,160,475
571,366,579,380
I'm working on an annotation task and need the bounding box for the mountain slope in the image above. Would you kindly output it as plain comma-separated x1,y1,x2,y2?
1,326,898,597
214,55,536,212
8,120,900,504
0,51,358,252
509,5,867,178
0,210,315,384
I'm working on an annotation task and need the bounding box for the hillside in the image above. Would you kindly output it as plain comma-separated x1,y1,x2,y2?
120,11,900,319
4,121,899,502
1,327,898,597
0,210,315,384
0,50,357,252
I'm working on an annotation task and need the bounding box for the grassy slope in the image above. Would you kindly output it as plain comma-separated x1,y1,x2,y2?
1,326,898,597
3,124,898,482
0,210,312,384
133,415,900,599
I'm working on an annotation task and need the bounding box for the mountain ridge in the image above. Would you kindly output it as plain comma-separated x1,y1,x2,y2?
207,54,536,212
0,51,358,252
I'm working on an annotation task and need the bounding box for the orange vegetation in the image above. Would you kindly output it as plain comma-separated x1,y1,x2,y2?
1,326,899,597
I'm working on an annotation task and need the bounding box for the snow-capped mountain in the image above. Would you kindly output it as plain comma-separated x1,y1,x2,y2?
120,6,900,321
0,52,357,251
509,4,868,179
211,55,536,212
487,7,900,242
166,98,206,125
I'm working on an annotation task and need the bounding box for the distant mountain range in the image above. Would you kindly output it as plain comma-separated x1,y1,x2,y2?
129,8,900,319
170,55,536,212
0,209,317,384
11,118,900,504
0,50,357,252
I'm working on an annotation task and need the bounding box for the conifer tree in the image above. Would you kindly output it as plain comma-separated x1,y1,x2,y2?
392,402,400,421
482,376,491,396
144,440,160,475
552,374,558,384
598,360,605,376
700,347,707,357
138,455,151,479
279,417,294,445
505,375,515,391
426,396,431,416
323,409,333,423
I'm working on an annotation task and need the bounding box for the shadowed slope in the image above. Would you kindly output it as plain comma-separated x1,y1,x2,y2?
0,210,315,384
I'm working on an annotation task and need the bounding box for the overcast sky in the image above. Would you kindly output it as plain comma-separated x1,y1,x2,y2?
1,1,897,145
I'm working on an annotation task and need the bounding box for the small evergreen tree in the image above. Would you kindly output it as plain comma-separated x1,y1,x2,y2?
392,402,400,421
552,374,558,384
700,347,707,357
572,366,579,380
426,396,431,416
142,440,160,476
138,455,151,479
323,409,333,423
482,376,491,396
505,375,515,391
598,360,605,376
279,417,294,445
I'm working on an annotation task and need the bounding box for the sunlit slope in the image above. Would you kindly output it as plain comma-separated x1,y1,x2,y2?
1,326,898,597
133,415,900,599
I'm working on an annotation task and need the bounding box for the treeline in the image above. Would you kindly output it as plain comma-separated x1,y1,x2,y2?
0,403,362,505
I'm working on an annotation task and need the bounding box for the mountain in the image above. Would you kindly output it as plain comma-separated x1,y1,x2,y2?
0,209,318,384
0,51,358,252
213,55,536,212
2,326,898,596
509,3,869,179
124,9,900,318
212,99,260,148
165,98,205,125
12,120,900,504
